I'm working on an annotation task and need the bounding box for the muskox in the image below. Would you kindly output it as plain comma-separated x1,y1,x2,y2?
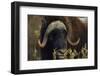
38,16,87,60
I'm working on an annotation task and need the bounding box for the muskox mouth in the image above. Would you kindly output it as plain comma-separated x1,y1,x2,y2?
53,48,73,59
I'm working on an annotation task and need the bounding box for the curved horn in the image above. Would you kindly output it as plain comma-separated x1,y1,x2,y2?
38,34,48,48
46,20,67,34
67,36,80,46
38,20,67,48
66,18,80,46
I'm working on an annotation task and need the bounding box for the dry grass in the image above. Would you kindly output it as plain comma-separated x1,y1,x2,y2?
53,48,88,59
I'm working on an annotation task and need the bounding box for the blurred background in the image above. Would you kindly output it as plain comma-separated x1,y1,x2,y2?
28,15,42,60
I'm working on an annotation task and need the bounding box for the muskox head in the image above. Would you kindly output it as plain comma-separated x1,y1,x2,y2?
38,20,67,49
38,16,87,59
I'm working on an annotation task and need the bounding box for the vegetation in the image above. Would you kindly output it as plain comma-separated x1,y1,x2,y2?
53,48,88,59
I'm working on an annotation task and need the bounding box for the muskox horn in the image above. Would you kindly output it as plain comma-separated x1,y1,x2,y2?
67,36,80,46
38,34,48,48
66,20,80,46
38,20,67,48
